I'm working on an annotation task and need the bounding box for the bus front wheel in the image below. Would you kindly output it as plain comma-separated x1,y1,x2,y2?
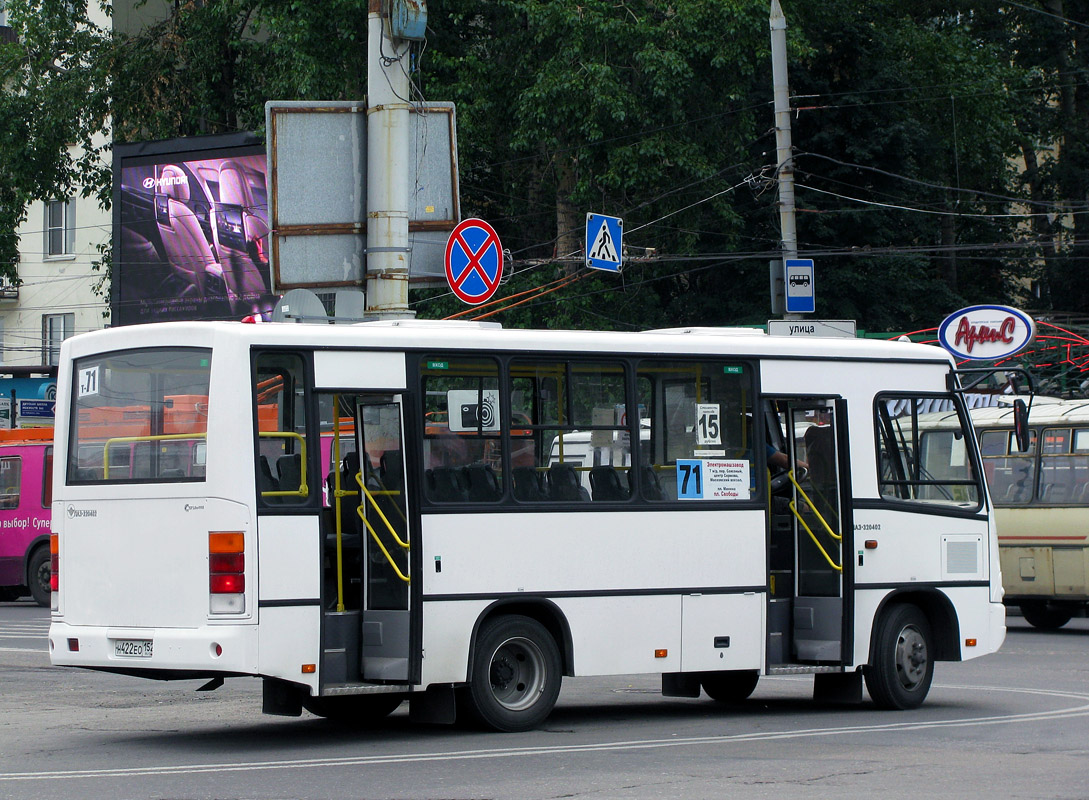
463,615,562,732
27,547,51,607
864,603,933,710
1019,602,1073,630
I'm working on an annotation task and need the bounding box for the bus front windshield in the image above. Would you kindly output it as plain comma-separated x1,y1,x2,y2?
68,347,212,484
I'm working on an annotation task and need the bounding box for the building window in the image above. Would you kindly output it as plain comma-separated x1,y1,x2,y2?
42,313,74,366
44,199,75,257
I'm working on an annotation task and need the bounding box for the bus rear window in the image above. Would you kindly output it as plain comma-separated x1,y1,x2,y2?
68,348,212,484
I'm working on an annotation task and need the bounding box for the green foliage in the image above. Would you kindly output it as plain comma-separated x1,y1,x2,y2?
3,0,1088,329
0,0,112,281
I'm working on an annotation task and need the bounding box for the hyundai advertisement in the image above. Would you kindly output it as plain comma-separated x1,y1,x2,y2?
113,134,277,326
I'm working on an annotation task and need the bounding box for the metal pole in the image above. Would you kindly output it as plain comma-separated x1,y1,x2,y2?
366,0,414,320
770,0,800,320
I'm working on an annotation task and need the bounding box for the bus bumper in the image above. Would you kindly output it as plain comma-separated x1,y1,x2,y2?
965,601,1007,660
48,621,259,676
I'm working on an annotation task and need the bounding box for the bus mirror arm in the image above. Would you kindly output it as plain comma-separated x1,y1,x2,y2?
949,366,1035,396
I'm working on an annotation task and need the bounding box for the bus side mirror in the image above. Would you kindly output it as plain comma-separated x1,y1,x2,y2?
1013,399,1030,452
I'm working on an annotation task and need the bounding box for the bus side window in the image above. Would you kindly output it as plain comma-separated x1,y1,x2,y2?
0,456,21,509
42,448,53,507
420,355,503,503
254,352,312,507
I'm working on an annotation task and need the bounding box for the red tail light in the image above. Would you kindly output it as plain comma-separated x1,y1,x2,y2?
209,532,245,614
49,534,59,592
210,573,245,594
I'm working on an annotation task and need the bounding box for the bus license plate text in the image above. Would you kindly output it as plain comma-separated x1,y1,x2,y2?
113,639,153,658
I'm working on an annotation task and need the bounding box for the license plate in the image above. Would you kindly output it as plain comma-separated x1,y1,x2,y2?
113,639,153,658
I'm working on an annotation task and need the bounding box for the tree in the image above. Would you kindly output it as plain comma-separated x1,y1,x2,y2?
0,0,112,282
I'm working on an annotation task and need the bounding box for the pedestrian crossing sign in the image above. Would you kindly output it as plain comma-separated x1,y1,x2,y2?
585,213,623,272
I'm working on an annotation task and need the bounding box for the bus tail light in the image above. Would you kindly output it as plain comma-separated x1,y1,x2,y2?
209,532,245,614
50,533,59,610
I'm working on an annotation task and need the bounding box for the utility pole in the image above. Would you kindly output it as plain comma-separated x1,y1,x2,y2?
770,0,800,320
366,0,413,320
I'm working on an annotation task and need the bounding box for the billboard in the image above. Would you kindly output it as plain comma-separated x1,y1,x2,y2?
112,133,277,326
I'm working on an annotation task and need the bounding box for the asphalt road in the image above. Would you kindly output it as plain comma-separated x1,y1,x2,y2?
1,601,1087,800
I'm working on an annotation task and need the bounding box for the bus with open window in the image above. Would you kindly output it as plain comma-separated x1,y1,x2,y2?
48,320,1004,731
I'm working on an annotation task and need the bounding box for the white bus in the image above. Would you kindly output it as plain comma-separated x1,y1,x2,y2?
48,321,1005,731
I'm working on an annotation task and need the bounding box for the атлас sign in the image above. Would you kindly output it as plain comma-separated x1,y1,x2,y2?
938,305,1036,361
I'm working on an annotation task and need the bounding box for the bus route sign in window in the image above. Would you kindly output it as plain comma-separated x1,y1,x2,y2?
68,348,212,484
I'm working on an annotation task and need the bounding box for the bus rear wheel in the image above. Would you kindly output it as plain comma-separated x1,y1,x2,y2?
864,603,933,710
27,547,51,607
462,615,562,732
1019,602,1073,630
701,670,759,703
302,693,404,723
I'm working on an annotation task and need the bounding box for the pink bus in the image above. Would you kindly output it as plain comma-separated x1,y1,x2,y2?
0,429,54,606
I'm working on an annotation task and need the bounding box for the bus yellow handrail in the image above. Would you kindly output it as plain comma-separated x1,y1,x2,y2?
789,500,843,573
355,472,410,583
257,431,308,497
784,469,843,573
331,404,346,611
787,470,842,541
102,432,207,479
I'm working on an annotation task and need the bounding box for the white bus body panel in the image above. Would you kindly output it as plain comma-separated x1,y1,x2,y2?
851,508,991,587
53,496,252,628
419,509,766,682
257,516,321,602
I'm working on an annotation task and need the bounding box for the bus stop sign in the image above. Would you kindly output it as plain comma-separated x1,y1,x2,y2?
784,258,815,314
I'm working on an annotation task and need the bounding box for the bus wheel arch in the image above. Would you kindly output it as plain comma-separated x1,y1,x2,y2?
467,599,574,680
864,594,950,710
870,589,959,664
461,602,569,732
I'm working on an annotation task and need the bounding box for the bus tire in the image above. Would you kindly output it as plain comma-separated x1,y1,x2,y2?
463,615,562,732
1019,602,1073,630
302,693,404,723
864,603,933,710
27,546,51,607
701,670,759,703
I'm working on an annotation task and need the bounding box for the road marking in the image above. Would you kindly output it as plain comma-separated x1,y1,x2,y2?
1,683,1087,781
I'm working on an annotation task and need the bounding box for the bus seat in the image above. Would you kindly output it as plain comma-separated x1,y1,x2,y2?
427,467,468,502
512,467,546,501
590,466,629,501
463,464,501,502
638,465,665,500
277,453,302,494
379,450,404,492
548,462,589,501
257,456,278,499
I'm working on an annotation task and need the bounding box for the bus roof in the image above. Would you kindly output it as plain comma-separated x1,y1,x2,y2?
969,396,1089,428
61,320,956,366
0,427,54,445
